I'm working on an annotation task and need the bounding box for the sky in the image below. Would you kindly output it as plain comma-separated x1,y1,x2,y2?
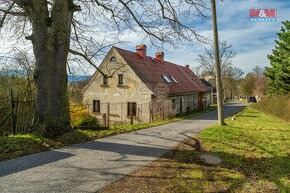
115,0,290,75
0,0,289,76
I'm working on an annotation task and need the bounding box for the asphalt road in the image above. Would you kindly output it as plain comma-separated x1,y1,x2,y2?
0,102,246,193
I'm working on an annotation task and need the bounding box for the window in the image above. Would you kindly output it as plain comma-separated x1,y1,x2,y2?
161,75,171,83
93,100,100,113
170,76,178,83
118,74,124,85
127,102,137,116
110,57,116,62
172,99,176,108
103,75,108,85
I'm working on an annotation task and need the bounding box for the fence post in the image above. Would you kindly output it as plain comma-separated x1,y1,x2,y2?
162,101,165,121
149,103,152,122
10,89,16,135
172,102,175,118
107,103,110,128
151,102,154,122
130,102,133,125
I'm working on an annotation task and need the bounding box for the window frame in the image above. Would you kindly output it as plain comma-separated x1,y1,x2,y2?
103,75,108,85
161,74,171,83
93,100,101,113
127,102,137,116
170,76,178,83
118,74,124,85
110,56,116,62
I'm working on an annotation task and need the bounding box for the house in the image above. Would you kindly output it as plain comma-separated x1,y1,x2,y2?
82,45,210,126
200,78,217,104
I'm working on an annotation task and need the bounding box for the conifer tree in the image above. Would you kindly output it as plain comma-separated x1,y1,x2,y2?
265,21,290,95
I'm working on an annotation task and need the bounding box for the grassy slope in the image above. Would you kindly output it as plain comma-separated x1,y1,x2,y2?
169,107,289,192
0,106,216,161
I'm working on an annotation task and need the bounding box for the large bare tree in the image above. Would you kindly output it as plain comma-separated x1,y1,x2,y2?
0,0,208,137
197,40,244,99
197,40,236,78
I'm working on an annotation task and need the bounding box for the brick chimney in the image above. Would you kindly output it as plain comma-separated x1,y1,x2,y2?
185,65,190,69
136,45,147,58
156,52,164,63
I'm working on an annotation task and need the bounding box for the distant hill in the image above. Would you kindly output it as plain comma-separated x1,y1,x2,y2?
0,71,91,82
0,70,26,76
68,75,91,82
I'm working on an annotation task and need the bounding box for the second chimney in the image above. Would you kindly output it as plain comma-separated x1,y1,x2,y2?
136,45,147,58
156,52,164,63
185,65,190,69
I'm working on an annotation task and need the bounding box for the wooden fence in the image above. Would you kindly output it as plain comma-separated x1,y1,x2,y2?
0,90,35,136
84,100,199,127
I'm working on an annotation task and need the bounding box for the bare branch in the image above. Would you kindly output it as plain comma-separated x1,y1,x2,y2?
118,0,164,41
69,48,106,77
0,2,16,27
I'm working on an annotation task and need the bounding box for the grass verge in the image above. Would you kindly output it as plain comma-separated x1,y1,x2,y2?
98,106,290,193
0,106,216,161
198,107,290,192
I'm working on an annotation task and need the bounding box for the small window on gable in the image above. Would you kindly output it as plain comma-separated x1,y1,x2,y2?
110,57,116,62
161,75,171,83
118,74,124,85
103,76,108,85
170,76,178,83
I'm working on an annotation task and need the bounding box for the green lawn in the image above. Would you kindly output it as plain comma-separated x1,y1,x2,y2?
169,107,290,192
0,105,216,161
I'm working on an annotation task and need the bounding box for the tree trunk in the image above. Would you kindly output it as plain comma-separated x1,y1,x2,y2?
30,1,74,137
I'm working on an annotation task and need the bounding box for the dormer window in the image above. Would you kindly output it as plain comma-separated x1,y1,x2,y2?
170,76,178,83
110,57,116,62
161,75,171,83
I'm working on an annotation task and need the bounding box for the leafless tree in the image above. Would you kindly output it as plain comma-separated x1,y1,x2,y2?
252,65,262,78
197,40,244,99
253,74,267,97
0,48,35,94
0,0,209,137
197,40,237,78
191,65,202,76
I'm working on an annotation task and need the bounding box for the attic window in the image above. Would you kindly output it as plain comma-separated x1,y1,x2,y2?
170,76,178,83
161,75,171,83
110,57,116,62
103,76,108,85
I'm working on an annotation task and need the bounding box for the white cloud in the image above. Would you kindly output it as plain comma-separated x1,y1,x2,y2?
1,0,288,76
232,47,272,73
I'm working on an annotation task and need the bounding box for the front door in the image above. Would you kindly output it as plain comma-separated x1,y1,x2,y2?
198,93,204,111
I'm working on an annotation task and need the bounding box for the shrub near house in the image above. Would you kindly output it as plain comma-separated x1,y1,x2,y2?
70,102,89,126
74,116,100,127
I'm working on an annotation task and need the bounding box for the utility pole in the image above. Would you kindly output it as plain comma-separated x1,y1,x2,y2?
211,0,225,126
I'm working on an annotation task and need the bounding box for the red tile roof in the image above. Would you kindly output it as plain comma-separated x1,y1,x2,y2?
114,47,210,95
